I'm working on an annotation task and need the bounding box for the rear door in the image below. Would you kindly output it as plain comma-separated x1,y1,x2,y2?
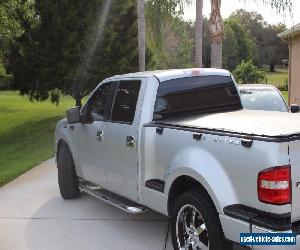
290,140,300,222
105,79,143,202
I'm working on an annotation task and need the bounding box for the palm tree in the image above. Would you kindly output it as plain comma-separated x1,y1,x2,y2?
137,0,146,71
195,0,203,67
209,0,223,68
209,0,292,69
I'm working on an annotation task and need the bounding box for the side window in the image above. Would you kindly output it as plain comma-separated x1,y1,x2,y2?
86,82,114,122
111,80,141,124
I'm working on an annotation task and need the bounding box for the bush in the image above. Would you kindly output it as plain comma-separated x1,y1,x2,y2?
233,60,265,84
0,75,13,90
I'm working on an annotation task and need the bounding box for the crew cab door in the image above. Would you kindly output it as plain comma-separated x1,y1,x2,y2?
105,79,143,202
76,82,115,187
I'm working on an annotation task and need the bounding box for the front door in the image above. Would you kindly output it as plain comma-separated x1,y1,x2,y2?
76,82,115,187
105,80,143,201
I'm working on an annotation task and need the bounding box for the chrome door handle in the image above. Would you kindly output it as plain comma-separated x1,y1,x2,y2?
96,130,104,142
126,136,136,148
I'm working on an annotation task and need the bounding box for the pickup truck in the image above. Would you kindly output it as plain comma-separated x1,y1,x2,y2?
55,68,300,250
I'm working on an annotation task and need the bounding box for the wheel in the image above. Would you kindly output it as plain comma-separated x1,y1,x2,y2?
170,189,232,250
57,143,80,199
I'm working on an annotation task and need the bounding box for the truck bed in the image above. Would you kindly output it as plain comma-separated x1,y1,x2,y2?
154,109,300,140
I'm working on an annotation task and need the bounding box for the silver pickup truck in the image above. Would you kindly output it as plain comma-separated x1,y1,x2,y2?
55,69,300,250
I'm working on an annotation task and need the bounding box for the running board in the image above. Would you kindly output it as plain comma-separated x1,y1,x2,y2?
79,181,147,214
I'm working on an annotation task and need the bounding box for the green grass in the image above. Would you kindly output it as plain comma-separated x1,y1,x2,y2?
281,91,288,103
263,68,288,90
0,91,75,186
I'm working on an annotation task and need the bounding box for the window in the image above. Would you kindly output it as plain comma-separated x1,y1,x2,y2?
111,80,141,124
86,82,114,122
153,76,242,120
240,88,289,112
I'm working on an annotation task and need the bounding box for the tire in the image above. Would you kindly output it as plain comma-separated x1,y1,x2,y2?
170,189,232,250
57,143,80,199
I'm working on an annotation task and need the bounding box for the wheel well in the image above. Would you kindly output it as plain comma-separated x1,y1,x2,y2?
167,175,214,216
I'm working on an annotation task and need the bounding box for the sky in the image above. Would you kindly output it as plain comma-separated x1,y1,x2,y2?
184,0,300,28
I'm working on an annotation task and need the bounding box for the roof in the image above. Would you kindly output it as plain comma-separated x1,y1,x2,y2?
278,23,300,39
108,68,231,82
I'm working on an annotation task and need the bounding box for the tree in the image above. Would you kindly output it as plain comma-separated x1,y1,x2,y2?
8,0,141,106
209,0,223,68
223,18,255,71
145,0,203,68
158,18,194,69
263,24,288,72
222,24,239,71
229,9,288,71
195,0,203,67
233,60,265,84
0,0,36,70
209,0,292,69
137,0,146,71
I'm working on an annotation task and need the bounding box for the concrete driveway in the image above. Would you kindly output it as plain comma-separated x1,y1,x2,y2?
0,159,243,250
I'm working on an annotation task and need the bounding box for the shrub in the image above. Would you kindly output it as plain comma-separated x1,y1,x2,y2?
233,60,265,84
0,75,13,90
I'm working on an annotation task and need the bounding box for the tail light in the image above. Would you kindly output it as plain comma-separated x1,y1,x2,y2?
258,166,291,205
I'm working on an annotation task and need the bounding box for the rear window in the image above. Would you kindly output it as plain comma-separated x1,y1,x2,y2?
153,76,242,120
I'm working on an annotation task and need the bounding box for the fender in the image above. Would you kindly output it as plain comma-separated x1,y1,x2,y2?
164,146,239,214
55,119,79,170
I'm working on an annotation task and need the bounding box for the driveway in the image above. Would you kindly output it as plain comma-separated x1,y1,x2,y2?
0,159,243,250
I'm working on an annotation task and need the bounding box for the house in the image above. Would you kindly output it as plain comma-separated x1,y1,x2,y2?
278,23,300,105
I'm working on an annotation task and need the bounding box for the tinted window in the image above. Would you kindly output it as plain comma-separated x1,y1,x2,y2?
111,80,141,124
153,76,242,120
86,82,114,122
240,88,288,112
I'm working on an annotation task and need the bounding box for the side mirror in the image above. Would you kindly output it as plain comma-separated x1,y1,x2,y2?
66,107,80,123
291,104,300,113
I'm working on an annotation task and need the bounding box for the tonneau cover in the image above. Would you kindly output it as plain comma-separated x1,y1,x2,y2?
157,110,300,138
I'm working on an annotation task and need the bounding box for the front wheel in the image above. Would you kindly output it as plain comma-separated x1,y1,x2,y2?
57,143,80,199
170,190,232,250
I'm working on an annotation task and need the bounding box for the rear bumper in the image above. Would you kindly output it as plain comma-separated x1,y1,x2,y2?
220,205,300,250
220,214,300,249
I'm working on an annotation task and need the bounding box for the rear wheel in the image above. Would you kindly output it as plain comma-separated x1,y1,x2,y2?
171,190,232,250
57,143,80,199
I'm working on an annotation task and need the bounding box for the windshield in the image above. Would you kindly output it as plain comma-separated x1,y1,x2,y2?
239,88,289,112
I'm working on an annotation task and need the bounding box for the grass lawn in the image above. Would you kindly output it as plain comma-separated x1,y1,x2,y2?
281,91,288,103
263,68,288,89
0,91,75,187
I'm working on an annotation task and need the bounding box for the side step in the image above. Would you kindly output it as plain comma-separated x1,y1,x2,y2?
79,181,147,214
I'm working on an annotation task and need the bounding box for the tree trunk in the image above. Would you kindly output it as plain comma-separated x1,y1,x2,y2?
137,0,146,72
75,90,82,107
209,0,224,69
269,64,275,72
75,98,82,108
211,41,222,68
195,0,203,68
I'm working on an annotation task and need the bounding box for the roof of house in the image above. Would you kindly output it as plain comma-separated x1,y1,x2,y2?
278,23,300,39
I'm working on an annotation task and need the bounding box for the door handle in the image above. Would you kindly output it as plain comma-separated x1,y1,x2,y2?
96,130,104,142
126,136,136,148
